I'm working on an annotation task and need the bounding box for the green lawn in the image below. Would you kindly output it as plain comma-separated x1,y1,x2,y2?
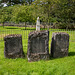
0,26,75,75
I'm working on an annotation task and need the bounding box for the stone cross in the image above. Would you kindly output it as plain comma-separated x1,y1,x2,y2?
36,17,40,31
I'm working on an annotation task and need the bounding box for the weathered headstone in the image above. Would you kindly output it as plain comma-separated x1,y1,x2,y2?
4,34,25,58
51,32,69,58
27,30,49,61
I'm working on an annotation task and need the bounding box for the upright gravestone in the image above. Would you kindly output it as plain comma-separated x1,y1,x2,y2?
4,34,25,58
27,17,49,61
51,32,69,58
27,30,49,61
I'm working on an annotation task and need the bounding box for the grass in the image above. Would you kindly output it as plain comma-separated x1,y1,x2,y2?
0,26,75,75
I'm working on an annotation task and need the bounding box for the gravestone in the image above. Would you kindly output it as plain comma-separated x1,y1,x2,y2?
4,34,25,58
51,32,69,58
27,30,49,61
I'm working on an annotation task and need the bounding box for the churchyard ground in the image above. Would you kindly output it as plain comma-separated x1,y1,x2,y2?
0,26,75,75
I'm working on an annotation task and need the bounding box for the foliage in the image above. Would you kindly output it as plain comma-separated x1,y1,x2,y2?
0,7,13,27
12,5,35,23
0,0,34,6
0,0,75,29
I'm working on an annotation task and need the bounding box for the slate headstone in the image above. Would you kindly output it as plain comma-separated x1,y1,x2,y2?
27,30,49,61
51,32,69,58
4,34,25,58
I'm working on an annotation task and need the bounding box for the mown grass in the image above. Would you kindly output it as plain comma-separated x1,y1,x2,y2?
0,26,75,75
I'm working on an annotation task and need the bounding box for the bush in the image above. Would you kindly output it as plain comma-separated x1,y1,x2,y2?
54,23,75,29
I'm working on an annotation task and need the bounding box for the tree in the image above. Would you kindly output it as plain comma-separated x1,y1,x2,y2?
11,5,35,29
54,0,75,29
0,0,74,29
0,0,35,6
33,0,75,29
0,6,13,27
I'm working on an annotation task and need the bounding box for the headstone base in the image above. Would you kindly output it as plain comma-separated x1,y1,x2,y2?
28,53,50,62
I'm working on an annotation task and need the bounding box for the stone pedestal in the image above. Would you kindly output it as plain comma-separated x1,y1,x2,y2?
27,30,49,61
51,32,69,58
4,34,25,58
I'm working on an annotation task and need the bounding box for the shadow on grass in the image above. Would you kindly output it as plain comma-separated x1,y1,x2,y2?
21,28,36,30
68,52,75,56
50,52,75,60
5,27,19,29
21,28,47,30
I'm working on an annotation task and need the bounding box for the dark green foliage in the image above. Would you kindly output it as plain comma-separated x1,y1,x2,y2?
0,0,75,29
0,0,34,6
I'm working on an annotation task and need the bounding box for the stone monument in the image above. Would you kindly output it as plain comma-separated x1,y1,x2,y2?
36,17,40,31
51,32,69,58
4,34,25,58
27,17,49,61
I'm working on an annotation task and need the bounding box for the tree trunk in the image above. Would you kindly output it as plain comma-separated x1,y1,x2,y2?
3,22,4,28
44,25,45,29
25,22,26,30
